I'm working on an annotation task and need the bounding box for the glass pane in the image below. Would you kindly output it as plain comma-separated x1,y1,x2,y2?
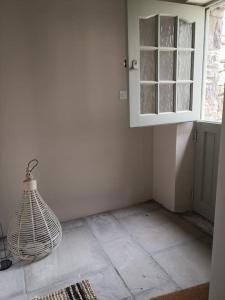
203,7,225,122
140,85,156,114
160,16,176,47
159,84,174,112
140,51,156,81
178,19,193,48
178,51,193,80
140,17,156,46
160,51,174,81
177,84,192,111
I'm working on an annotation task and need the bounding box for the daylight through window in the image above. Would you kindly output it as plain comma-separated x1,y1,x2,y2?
203,6,225,122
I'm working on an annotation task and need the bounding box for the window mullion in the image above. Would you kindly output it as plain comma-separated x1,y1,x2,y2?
174,16,179,113
156,14,160,115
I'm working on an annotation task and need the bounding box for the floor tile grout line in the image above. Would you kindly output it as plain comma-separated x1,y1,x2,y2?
109,203,162,221
110,208,211,255
112,204,209,241
23,222,113,297
111,207,212,291
22,263,29,297
21,220,131,298
181,213,214,237
109,211,181,291
173,213,213,242
144,202,212,240
26,265,109,296
148,236,210,257
87,207,181,294
84,217,135,300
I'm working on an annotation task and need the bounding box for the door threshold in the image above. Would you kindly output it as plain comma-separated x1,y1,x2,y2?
182,212,214,236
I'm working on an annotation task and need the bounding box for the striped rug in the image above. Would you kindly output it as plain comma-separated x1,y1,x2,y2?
33,280,98,300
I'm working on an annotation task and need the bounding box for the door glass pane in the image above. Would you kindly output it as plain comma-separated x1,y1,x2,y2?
140,84,156,114
177,83,192,111
160,16,176,47
140,51,156,81
178,51,193,80
160,51,174,81
203,6,225,122
140,16,156,46
159,84,174,112
178,19,194,48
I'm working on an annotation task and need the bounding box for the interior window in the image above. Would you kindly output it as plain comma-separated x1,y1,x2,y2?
140,16,194,115
128,0,205,127
202,5,225,123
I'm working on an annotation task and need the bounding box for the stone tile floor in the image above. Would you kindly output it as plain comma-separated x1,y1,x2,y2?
182,212,214,236
0,200,212,300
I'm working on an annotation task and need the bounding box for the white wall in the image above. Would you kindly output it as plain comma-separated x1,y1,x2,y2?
175,122,194,211
153,125,177,211
0,0,153,227
153,122,194,212
209,105,225,299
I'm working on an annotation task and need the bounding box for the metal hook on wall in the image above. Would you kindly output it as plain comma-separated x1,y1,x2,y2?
130,59,138,70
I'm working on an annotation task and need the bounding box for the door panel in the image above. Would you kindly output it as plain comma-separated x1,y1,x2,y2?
194,122,221,222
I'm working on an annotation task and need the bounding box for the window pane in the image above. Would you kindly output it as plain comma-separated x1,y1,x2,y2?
160,51,174,81
159,84,174,112
177,84,192,111
178,19,193,48
160,16,176,47
140,17,156,46
203,6,225,122
140,51,156,81
140,85,156,114
178,51,193,80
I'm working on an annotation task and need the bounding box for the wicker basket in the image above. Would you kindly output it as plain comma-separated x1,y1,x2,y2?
7,159,62,261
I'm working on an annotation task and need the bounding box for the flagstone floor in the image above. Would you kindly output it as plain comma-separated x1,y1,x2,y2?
0,200,212,300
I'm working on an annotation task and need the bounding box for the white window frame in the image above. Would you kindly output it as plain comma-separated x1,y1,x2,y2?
128,0,205,127
201,1,225,124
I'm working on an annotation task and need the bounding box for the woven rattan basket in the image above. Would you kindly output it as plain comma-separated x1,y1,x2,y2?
7,159,62,261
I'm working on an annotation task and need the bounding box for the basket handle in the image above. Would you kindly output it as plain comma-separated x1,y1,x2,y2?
26,159,39,179
27,159,39,173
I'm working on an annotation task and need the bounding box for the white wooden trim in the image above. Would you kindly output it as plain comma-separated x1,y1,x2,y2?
200,8,209,120
128,0,205,127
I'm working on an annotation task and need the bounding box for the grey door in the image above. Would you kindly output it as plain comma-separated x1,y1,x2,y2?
194,122,221,222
